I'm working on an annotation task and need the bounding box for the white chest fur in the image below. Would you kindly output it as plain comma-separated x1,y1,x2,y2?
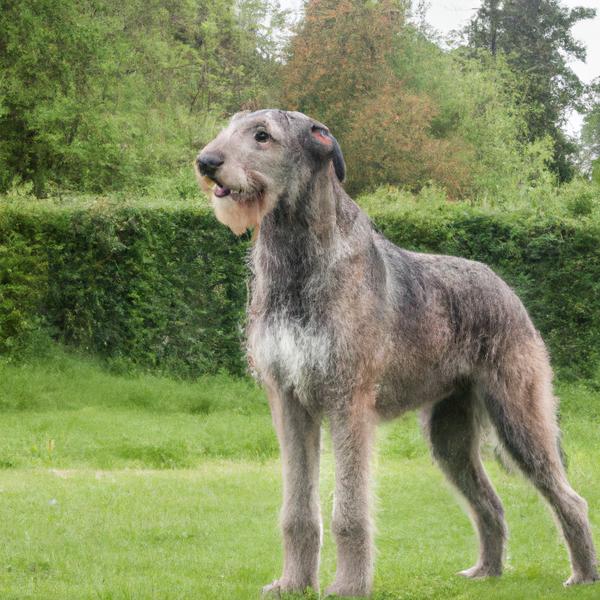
249,318,332,393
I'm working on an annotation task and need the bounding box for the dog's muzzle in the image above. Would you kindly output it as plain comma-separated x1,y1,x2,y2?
196,152,232,197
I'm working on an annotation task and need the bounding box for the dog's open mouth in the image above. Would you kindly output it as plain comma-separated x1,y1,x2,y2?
214,184,232,198
197,167,266,208
206,177,263,204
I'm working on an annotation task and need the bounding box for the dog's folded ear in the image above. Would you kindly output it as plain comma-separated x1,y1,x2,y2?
309,124,346,183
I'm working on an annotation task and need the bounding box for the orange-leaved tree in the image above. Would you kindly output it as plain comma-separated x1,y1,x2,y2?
280,0,472,196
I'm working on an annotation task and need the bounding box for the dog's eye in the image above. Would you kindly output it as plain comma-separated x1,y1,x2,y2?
255,130,270,143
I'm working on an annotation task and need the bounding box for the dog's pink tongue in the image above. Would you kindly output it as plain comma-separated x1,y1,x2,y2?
214,185,231,198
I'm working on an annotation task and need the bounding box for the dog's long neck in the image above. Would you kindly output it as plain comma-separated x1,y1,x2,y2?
251,170,359,319
255,170,345,264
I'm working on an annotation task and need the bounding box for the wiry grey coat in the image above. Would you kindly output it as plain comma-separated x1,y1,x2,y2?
196,109,598,597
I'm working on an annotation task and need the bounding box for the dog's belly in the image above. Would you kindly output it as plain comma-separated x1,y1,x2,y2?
374,370,459,419
249,318,332,401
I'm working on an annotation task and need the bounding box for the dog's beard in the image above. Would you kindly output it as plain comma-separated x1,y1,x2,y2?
196,167,276,236
212,191,270,236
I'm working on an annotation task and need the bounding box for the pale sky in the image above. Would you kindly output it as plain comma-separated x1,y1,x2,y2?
279,0,600,135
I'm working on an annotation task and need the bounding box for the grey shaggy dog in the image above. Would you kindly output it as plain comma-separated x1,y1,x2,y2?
196,109,598,597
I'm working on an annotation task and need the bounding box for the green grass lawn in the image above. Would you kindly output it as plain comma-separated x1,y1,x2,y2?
0,352,599,599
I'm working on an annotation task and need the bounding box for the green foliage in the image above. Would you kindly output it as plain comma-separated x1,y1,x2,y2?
466,0,596,181
1,0,594,201
561,178,599,217
281,4,560,200
392,27,556,202
592,160,600,186
0,197,250,376
581,78,600,176
280,0,476,196
0,0,285,196
0,207,47,352
2,191,600,378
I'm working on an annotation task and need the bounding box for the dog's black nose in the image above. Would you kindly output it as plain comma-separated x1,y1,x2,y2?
197,152,225,177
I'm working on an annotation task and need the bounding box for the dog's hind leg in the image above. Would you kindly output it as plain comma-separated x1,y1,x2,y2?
325,391,377,598
262,385,322,596
480,352,599,586
421,386,507,578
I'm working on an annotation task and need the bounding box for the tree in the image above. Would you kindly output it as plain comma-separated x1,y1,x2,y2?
0,0,285,195
280,0,472,196
391,23,555,204
466,0,596,181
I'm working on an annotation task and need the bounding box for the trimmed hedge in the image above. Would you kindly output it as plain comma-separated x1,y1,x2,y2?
0,199,249,376
1,196,599,378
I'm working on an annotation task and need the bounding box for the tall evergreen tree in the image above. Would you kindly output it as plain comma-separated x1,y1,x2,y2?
467,0,596,181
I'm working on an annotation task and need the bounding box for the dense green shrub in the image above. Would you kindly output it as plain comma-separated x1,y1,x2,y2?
1,192,599,378
0,198,249,376
0,220,47,352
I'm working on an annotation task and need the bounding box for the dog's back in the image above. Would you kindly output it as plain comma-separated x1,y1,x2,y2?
375,232,542,414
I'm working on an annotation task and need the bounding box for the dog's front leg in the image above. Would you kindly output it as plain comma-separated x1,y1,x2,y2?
325,396,376,597
263,386,322,597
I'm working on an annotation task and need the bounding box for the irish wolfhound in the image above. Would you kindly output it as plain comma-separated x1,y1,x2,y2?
196,109,598,597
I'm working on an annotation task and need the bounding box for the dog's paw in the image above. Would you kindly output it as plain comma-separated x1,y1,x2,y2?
457,564,501,579
262,580,287,597
262,580,283,597
324,581,371,598
262,579,316,598
563,571,600,586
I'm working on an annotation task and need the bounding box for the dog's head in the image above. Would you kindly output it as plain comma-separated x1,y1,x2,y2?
195,109,345,235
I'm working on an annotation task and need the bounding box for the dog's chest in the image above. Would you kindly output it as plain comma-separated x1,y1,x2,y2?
249,317,332,395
